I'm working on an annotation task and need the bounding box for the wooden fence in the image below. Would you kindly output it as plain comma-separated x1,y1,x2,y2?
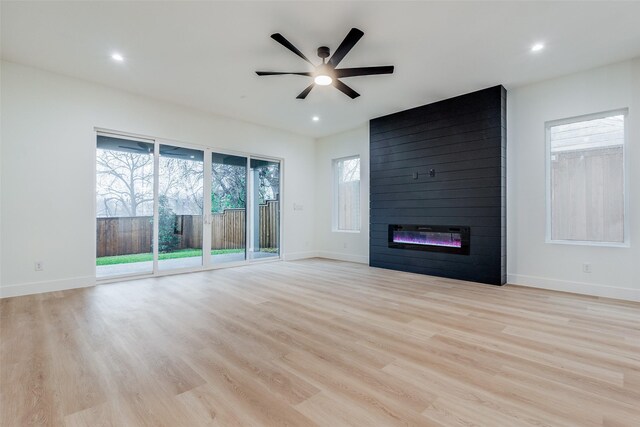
210,209,246,250
96,216,153,258
337,180,360,231
551,148,623,242
96,200,279,257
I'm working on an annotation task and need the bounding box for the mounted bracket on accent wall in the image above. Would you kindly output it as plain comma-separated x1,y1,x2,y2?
429,169,436,177
412,172,418,179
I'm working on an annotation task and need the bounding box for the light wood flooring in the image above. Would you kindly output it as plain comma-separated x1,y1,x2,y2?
1,258,639,426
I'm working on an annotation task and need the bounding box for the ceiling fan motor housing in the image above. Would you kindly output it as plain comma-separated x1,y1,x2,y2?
317,46,330,59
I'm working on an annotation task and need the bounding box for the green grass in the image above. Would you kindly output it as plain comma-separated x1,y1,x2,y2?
96,248,244,266
260,247,279,253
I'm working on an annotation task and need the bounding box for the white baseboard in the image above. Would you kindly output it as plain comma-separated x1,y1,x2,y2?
508,274,640,302
283,251,319,261
316,251,369,264
0,276,95,298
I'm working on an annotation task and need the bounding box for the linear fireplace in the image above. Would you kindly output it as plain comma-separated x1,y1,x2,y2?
388,225,470,255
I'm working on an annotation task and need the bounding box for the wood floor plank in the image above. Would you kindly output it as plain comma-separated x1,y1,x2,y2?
1,258,639,426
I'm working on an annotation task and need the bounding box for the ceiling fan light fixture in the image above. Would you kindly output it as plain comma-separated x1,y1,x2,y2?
314,75,333,86
531,43,544,52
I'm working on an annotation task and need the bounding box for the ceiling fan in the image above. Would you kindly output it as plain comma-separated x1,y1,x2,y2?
255,28,394,99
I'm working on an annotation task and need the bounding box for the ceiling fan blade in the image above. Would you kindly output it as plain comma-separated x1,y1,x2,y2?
296,83,315,99
255,71,312,76
328,28,364,68
271,33,315,66
333,79,360,99
335,66,394,78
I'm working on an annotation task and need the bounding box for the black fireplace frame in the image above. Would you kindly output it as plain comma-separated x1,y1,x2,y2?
388,224,471,255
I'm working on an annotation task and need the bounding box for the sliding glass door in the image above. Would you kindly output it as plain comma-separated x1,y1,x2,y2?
249,158,280,260
96,134,281,279
211,152,247,264
96,135,155,278
157,144,204,271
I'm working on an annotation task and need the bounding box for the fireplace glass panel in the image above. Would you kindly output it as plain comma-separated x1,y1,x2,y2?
392,230,462,248
388,225,470,255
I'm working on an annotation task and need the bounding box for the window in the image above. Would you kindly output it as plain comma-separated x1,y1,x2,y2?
333,156,361,231
547,110,627,245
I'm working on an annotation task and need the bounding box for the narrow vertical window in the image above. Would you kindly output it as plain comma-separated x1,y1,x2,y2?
333,156,361,231
547,110,627,244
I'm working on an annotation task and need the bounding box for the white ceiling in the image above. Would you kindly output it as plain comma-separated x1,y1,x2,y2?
2,1,640,138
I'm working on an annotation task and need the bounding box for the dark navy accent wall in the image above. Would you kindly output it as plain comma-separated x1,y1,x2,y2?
369,85,506,285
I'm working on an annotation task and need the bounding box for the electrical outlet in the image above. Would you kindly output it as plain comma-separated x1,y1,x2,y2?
343,242,348,249
582,263,592,273
34,261,44,271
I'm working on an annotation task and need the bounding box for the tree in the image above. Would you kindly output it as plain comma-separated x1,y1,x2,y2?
211,163,246,213
159,157,204,215
97,148,205,218
256,164,280,204
157,195,180,253
96,149,154,217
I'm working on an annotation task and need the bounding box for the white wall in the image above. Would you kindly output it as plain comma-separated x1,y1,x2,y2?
507,58,640,301
315,125,369,264
0,61,316,297
3,58,639,301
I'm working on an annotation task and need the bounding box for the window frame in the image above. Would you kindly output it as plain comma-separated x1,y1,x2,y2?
545,108,630,247
332,155,362,233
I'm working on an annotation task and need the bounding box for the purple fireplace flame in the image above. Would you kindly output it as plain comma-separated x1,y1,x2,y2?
392,230,462,248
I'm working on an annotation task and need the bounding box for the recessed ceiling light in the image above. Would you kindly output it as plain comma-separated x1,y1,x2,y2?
531,43,544,52
312,116,320,122
111,52,124,62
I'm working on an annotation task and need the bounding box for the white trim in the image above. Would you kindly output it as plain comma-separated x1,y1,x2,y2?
202,151,213,269
544,108,629,128
545,108,630,246
93,134,98,279
96,129,154,144
152,140,160,273
97,257,283,286
279,157,284,259
97,271,153,284
317,250,369,264
507,274,640,302
544,239,630,248
0,276,96,299
247,156,254,257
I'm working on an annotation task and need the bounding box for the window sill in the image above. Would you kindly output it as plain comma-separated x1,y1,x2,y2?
332,229,361,234
546,239,630,248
